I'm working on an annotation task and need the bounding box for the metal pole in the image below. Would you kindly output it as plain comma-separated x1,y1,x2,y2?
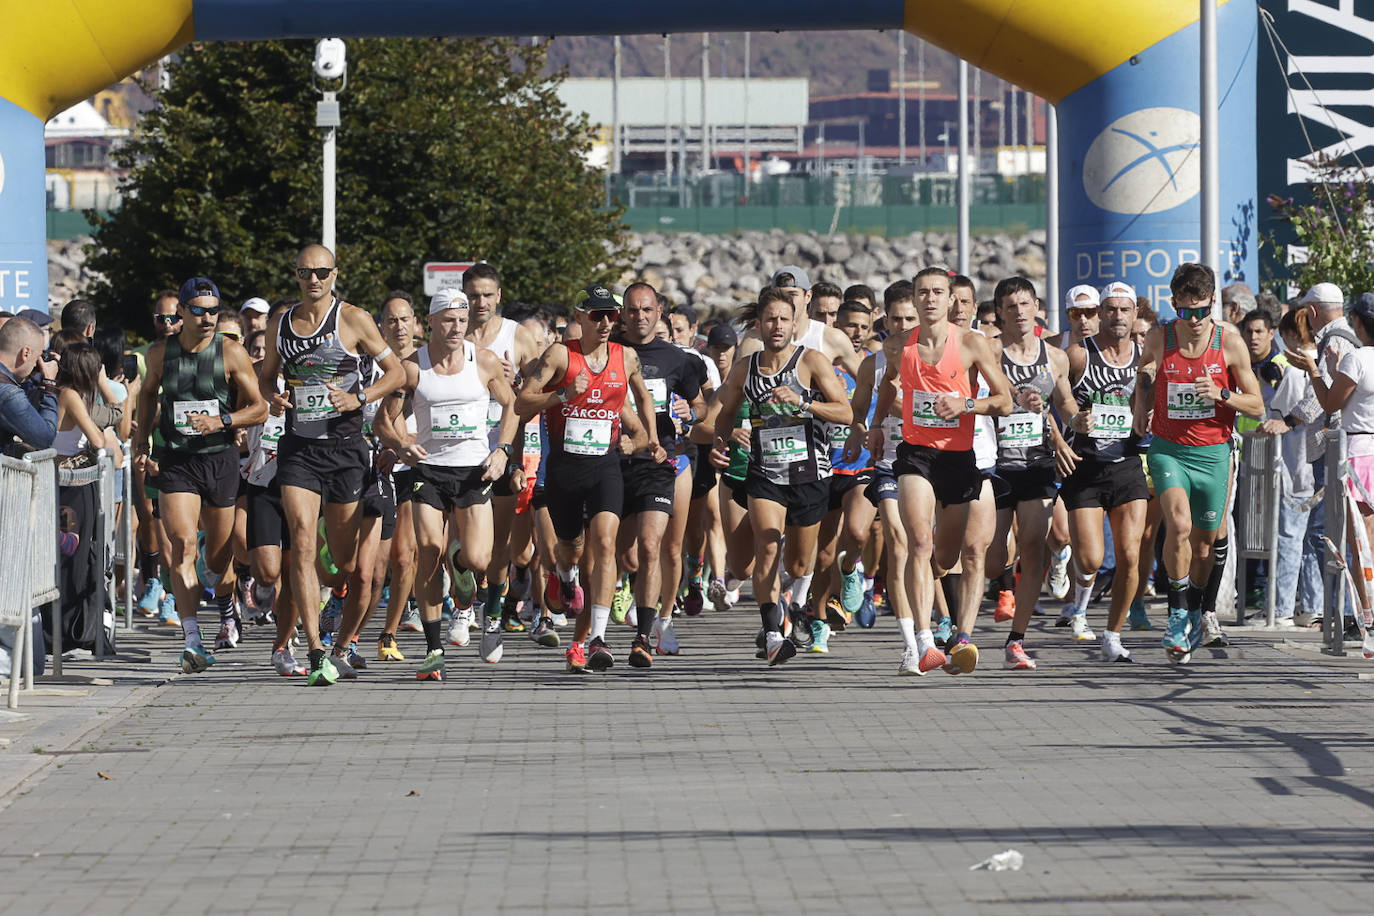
1025,93,1034,181
664,36,673,180
972,68,981,174
898,32,907,166
1046,103,1060,334
701,33,710,172
322,90,336,252
917,39,926,168
122,440,133,630
743,32,751,200
1201,0,1221,288
957,60,970,276
1009,85,1018,166
612,36,621,175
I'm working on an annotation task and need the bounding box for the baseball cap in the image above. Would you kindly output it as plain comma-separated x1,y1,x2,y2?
1300,282,1344,307
1351,292,1374,321
15,307,53,327
178,276,220,304
428,288,469,315
576,284,619,312
707,323,739,349
770,265,811,291
1099,280,1137,302
239,297,270,314
1064,284,1100,311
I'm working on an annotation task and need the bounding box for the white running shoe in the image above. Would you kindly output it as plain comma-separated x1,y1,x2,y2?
898,647,922,676
626,604,638,628
1101,633,1132,663
1071,613,1096,642
1048,546,1071,600
448,611,472,647
654,617,680,655
707,578,729,613
272,647,306,676
1201,611,1228,647
479,617,504,664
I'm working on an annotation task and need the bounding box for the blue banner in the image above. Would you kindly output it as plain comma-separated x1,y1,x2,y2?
0,99,47,313
1057,0,1258,317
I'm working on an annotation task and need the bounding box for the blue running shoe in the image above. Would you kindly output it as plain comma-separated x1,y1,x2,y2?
441,594,456,623
158,593,179,627
933,616,953,646
180,645,216,674
856,590,877,629
320,591,344,639
1187,609,1205,652
1162,608,1190,653
137,577,164,617
1128,599,1154,631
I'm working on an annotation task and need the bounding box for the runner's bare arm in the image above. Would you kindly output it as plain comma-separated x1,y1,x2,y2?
966,333,1013,417
221,338,269,429
1045,345,1080,475
800,349,853,426
340,305,405,407
824,324,863,376
480,348,520,452
1132,325,1164,436
374,359,419,452
514,343,571,421
133,341,164,458
844,353,876,463
256,314,292,416
1212,328,1266,420
623,349,665,461
709,360,749,468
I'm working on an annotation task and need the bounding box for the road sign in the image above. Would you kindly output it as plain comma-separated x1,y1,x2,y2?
423,261,474,296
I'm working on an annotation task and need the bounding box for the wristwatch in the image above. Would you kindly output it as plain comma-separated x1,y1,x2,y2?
357,389,369,407
1220,388,1232,401
496,442,514,457
220,411,233,429
964,397,976,414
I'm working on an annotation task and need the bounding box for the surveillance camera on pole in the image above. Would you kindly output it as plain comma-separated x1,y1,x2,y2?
313,39,345,253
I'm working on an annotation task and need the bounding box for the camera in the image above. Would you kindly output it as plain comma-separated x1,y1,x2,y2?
314,39,346,81
40,349,57,363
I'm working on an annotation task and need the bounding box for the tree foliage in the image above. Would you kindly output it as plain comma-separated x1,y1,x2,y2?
1265,154,1374,299
87,38,632,326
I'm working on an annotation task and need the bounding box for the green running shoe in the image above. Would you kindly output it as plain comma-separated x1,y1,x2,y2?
611,575,633,624
307,655,339,687
808,619,831,654
452,565,478,611
1128,599,1155,631
416,649,445,682
839,556,864,616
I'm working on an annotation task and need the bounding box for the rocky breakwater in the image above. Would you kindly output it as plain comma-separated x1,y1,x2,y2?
622,230,1048,312
47,238,104,307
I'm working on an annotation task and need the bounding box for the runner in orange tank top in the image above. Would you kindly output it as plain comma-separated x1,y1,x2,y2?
1133,263,1263,664
869,267,1013,678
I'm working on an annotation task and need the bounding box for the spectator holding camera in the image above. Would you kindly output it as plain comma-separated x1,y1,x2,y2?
0,315,60,456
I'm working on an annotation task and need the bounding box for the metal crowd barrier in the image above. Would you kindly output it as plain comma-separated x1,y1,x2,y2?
55,446,129,665
1323,430,1354,655
1234,433,1279,627
2,449,58,710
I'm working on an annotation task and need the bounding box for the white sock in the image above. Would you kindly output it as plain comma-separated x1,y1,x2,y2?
557,564,578,586
591,604,610,641
916,627,935,656
898,617,918,651
181,617,201,649
1102,630,1121,647
789,573,814,608
863,575,875,594
1073,577,1094,614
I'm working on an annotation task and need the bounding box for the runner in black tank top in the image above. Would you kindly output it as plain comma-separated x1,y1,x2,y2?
1062,282,1153,662
710,289,852,668
255,244,405,687
134,276,267,677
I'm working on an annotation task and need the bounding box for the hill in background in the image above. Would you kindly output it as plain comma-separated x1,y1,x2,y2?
542,32,964,98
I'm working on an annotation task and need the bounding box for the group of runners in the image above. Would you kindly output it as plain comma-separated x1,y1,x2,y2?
130,247,1263,684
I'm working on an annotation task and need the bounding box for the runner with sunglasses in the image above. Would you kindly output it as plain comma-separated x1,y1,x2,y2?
515,286,664,672
135,277,268,675
256,245,405,686
1134,263,1264,663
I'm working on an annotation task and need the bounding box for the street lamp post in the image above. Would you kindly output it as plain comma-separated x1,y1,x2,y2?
313,39,346,253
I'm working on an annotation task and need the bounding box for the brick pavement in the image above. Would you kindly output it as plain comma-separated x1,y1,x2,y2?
2,607,1373,914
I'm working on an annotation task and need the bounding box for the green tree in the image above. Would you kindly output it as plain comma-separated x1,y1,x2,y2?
1265,154,1374,298
86,38,632,327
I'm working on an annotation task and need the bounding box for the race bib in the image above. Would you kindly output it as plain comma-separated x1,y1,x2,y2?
293,383,338,422
760,425,807,469
430,401,486,440
910,389,958,429
172,399,219,437
486,398,503,430
997,412,1044,447
523,423,542,454
645,378,668,413
260,414,286,454
564,416,612,456
1166,381,1214,420
1090,402,1132,439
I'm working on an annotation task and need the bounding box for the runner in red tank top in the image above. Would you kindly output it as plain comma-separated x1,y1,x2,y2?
1134,264,1263,664
869,267,1013,678
516,285,665,673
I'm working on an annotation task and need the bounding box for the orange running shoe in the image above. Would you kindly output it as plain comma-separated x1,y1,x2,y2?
994,590,1015,623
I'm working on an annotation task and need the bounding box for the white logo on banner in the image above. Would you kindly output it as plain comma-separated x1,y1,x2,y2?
1083,107,1201,215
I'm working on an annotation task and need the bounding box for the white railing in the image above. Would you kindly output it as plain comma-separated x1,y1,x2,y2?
2,448,57,709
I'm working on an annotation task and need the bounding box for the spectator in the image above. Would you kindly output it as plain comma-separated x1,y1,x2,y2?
60,298,97,340
1254,307,1322,626
244,329,267,364
15,307,54,347
216,310,244,341
54,343,120,468
1240,309,1285,433
1221,282,1257,325
0,316,59,455
1256,289,1283,321
238,297,270,336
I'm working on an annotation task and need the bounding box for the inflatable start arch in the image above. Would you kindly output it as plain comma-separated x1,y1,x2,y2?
0,0,1256,311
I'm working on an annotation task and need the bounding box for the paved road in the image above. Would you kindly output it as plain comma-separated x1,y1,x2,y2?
2,606,1372,914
